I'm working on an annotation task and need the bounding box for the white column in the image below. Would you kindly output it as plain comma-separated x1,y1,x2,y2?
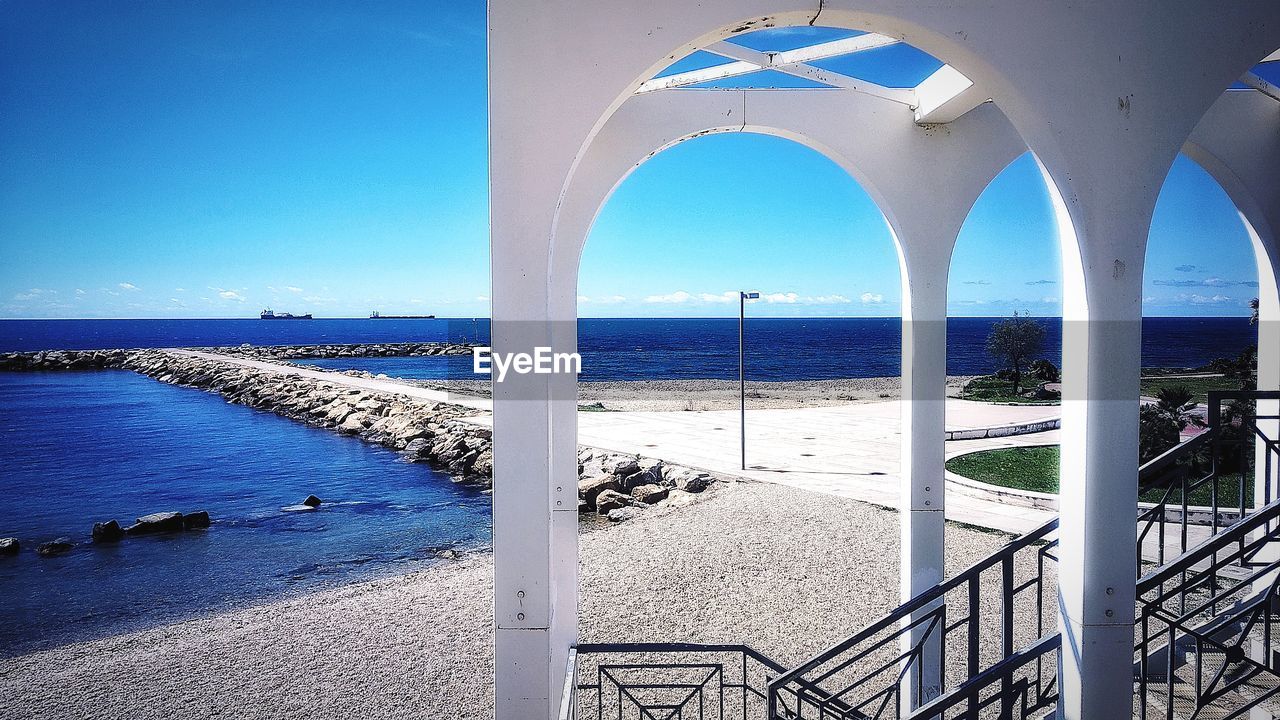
899,252,949,710
548,287,581,713
1251,229,1279,509
491,301,556,720
1046,160,1148,720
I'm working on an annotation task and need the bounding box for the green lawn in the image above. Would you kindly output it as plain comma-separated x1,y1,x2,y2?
947,444,1250,508
1139,375,1239,404
957,375,1058,405
946,446,1060,493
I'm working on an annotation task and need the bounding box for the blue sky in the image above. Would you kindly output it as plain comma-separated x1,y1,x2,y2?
0,4,1265,319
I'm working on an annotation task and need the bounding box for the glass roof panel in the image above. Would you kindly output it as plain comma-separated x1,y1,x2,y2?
808,43,944,88
723,26,863,53
654,50,740,79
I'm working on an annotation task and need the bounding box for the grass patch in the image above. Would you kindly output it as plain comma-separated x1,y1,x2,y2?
946,446,1060,493
957,375,1058,405
1139,375,1238,404
948,444,1251,508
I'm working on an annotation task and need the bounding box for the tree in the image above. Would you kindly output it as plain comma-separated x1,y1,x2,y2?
1250,297,1259,325
986,312,1046,395
1139,404,1181,463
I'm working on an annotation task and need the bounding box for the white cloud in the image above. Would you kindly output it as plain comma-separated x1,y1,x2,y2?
1185,293,1234,305
74,288,86,296
1040,296,1060,304
645,291,694,304
804,294,852,304
118,282,139,291
174,288,186,293
578,295,627,305
13,288,50,301
219,290,245,301
761,292,799,304
475,295,489,302
860,292,885,305
285,286,303,293
169,297,186,307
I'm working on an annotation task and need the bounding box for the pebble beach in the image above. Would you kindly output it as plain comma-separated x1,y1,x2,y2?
0,480,1017,720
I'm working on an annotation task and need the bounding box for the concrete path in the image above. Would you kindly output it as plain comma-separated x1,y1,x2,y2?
573,402,1058,533
168,350,493,411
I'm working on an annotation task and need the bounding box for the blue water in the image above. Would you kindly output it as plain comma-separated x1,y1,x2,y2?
0,370,491,656
0,317,1256,380
304,317,1252,382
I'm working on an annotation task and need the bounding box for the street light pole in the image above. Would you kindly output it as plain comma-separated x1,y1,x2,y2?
739,291,759,470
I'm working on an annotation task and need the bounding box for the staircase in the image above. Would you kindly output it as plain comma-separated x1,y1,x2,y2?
562,391,1279,720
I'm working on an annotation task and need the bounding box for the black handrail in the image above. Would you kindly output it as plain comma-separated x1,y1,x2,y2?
905,633,1061,720
771,389,1280,719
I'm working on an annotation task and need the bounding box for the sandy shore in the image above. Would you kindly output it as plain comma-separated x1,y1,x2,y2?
411,376,976,412
0,480,1024,720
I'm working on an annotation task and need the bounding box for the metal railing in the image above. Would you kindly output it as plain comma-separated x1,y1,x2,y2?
1135,391,1280,719
768,390,1280,720
566,643,792,720
1135,497,1280,719
766,518,1060,719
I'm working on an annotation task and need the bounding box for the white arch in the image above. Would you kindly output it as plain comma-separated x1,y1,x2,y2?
487,5,1280,717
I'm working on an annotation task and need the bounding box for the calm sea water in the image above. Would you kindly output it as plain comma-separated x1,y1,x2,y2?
0,370,491,656
0,316,1259,380
0,316,1256,654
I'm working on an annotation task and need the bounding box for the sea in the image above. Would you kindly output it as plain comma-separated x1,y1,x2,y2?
0,316,1257,655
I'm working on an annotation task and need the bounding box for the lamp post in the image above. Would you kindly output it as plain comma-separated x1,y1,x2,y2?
740,291,759,470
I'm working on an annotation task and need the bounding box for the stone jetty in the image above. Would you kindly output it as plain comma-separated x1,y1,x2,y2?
0,343,719,520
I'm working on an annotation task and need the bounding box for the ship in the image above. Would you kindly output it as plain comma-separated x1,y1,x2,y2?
369,311,435,319
260,308,313,320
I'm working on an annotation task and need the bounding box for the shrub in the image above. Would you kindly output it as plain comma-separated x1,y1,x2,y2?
1029,359,1060,383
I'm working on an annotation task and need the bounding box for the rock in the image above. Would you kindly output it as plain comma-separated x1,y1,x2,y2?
403,438,431,457
92,520,125,543
36,537,75,556
621,463,663,491
183,511,211,529
126,512,186,535
337,413,368,434
578,475,621,507
666,467,713,493
435,549,460,560
631,484,669,504
303,495,323,508
0,537,19,555
595,489,632,514
607,507,643,522
602,456,640,478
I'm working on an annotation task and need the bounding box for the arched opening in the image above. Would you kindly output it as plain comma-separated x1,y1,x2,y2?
572,132,915,652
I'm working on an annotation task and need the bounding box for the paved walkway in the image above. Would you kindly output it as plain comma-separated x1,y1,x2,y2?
573,402,1059,533
169,350,493,410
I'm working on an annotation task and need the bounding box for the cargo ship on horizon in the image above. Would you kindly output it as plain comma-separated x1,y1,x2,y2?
260,308,312,320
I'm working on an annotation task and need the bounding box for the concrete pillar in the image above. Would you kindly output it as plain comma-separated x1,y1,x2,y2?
899,251,949,710
1251,226,1279,509
1043,156,1150,720
548,287,581,714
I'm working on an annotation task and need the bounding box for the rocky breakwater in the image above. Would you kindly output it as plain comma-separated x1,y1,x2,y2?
0,349,133,371
119,349,498,487
1,346,723,523
204,342,474,361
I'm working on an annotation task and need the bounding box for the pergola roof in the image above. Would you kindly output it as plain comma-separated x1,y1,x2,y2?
639,27,1280,124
